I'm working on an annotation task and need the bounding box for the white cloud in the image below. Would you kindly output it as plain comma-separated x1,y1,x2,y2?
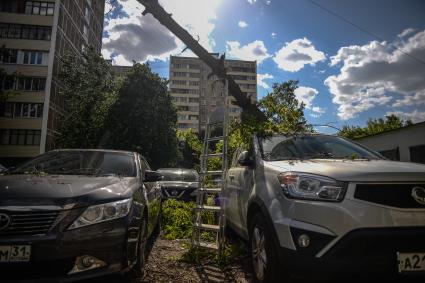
257,73,274,89
238,21,248,28
246,0,257,4
311,106,325,114
294,86,319,109
102,0,222,65
271,32,277,39
226,40,271,63
266,0,272,5
325,29,425,120
398,28,415,38
273,37,326,72
387,110,425,123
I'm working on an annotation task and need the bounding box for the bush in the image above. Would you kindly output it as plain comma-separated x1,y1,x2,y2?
162,199,195,240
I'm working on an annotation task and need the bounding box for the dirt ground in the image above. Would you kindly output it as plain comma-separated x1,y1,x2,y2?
140,236,253,283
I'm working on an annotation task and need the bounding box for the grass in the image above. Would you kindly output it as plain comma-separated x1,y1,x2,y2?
161,198,247,266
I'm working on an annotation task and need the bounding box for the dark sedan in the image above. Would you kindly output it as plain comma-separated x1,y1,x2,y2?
157,168,199,201
0,149,162,281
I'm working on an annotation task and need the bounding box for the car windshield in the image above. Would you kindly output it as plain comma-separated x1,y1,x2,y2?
260,135,381,161
158,169,199,182
10,150,136,177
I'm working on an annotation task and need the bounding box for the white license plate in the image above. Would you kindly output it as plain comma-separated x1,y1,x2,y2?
0,245,31,263
398,253,425,273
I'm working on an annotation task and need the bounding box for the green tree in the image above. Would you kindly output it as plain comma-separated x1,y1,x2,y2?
105,63,178,169
338,114,412,139
176,129,202,170
229,80,312,151
55,47,118,148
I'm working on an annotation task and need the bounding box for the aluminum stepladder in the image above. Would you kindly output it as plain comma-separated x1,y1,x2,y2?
192,78,229,255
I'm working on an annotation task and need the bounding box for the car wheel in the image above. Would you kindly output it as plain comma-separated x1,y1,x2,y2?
127,217,148,280
249,213,288,283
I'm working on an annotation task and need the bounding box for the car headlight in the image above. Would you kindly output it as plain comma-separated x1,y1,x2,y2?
277,172,346,202
68,199,132,230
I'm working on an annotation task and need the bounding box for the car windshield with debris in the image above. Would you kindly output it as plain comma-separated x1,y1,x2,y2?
9,150,136,177
261,134,382,161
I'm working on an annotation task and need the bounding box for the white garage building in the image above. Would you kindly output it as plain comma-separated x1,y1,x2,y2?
355,121,425,164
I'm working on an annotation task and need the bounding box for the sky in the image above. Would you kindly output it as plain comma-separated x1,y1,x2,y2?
102,0,425,133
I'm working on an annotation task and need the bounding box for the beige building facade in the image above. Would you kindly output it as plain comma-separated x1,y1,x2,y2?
0,0,104,165
169,55,257,133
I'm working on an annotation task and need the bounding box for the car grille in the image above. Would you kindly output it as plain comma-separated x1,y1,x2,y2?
354,183,425,208
0,210,61,236
324,226,425,258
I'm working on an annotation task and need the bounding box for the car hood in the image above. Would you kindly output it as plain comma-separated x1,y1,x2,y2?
0,174,138,207
159,181,198,189
266,159,425,182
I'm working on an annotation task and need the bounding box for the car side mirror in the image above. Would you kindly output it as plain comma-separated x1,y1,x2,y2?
237,151,254,167
144,170,162,182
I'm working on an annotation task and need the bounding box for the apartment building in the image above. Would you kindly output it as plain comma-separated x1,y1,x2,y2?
0,0,105,165
169,55,257,133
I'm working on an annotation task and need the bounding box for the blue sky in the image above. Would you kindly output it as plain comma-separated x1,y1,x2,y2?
102,0,425,133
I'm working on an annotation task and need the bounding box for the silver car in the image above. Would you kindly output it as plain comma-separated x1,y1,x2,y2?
224,134,425,282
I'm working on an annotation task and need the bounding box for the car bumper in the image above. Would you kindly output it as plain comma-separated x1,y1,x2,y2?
0,219,129,282
278,226,425,280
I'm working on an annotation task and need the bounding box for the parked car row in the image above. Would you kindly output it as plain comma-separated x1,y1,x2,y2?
1,133,425,282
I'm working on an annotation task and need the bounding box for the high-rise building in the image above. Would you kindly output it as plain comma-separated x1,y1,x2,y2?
169,55,257,133
0,0,105,165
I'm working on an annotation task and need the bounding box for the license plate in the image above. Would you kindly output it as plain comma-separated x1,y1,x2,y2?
398,253,425,273
0,245,31,263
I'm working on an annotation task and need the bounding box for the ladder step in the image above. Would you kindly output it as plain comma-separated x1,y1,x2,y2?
195,205,221,211
199,170,223,175
193,223,220,231
205,136,224,142
193,240,218,250
201,153,223,158
198,188,221,193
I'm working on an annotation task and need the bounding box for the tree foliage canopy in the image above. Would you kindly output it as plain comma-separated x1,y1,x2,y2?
338,114,413,139
55,49,179,168
105,63,178,168
230,80,312,151
55,47,118,148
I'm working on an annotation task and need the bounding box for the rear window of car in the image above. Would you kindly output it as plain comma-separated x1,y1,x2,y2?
158,169,199,182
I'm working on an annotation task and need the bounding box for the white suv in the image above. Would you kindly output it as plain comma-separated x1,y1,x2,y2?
223,134,425,282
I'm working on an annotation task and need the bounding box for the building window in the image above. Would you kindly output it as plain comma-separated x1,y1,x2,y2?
0,0,26,13
189,81,199,86
16,77,46,91
25,1,55,16
0,23,52,40
410,145,425,164
189,98,199,103
0,49,18,64
171,80,186,86
0,102,43,118
22,50,47,65
0,129,41,146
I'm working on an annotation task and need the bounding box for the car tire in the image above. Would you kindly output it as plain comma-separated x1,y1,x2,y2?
126,217,148,280
249,213,290,283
